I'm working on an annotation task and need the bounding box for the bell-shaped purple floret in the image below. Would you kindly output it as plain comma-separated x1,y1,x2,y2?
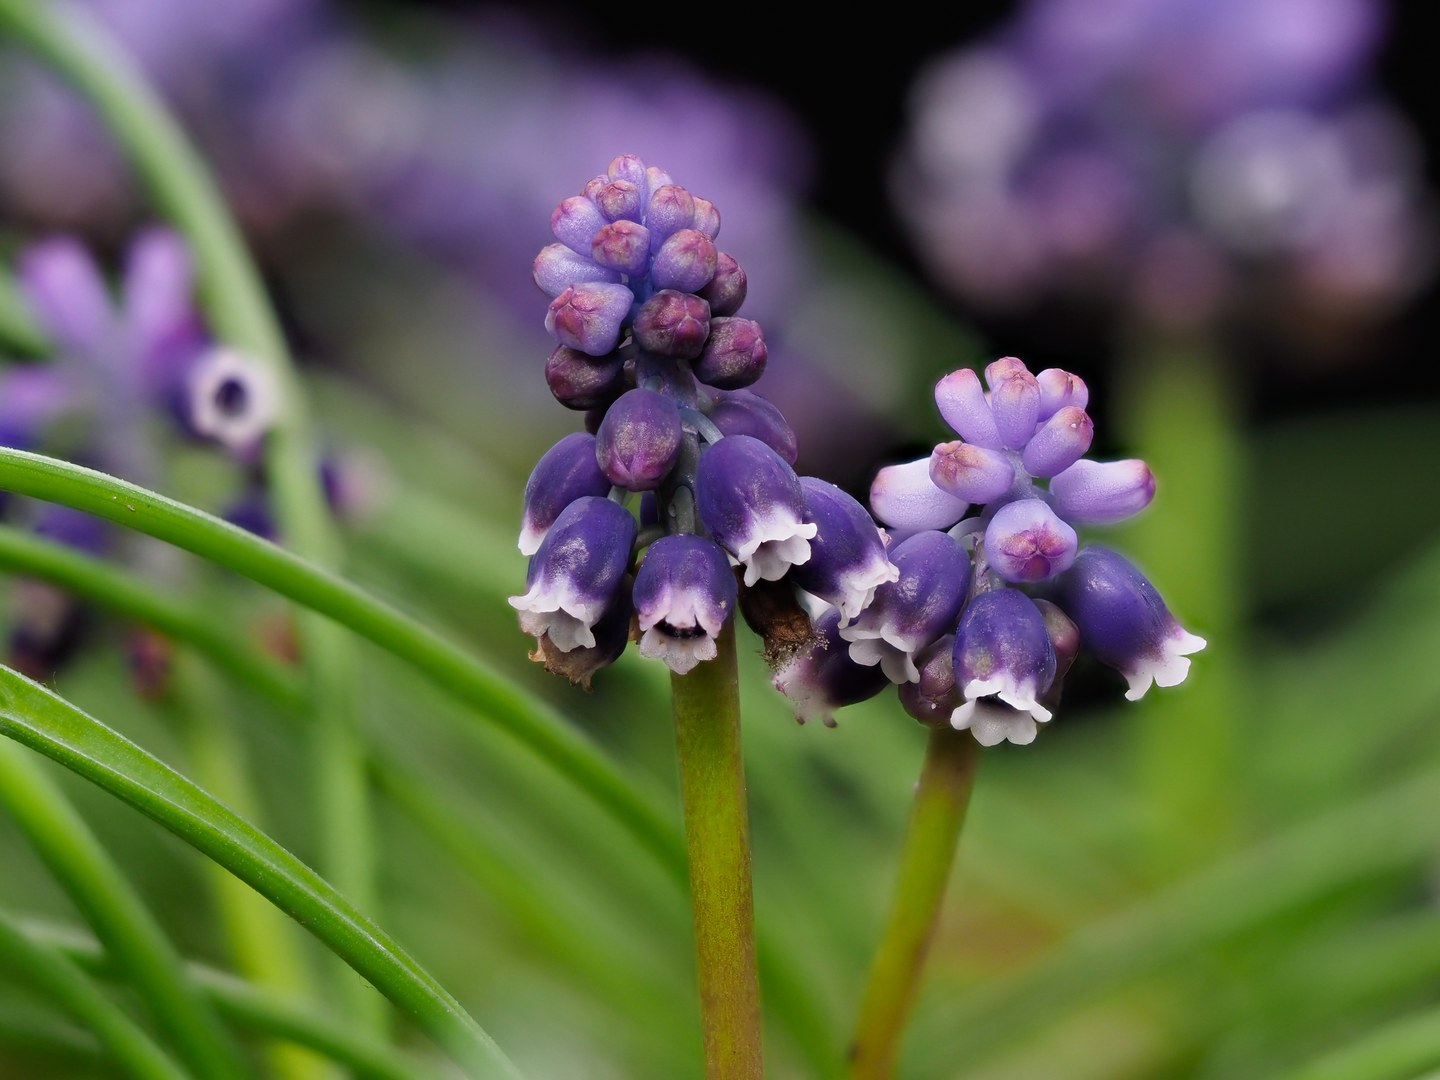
899,635,961,726
544,345,626,411
530,583,634,688
633,289,711,359
533,243,623,298
651,229,718,293
545,282,634,357
870,457,969,533
951,588,1057,745
772,608,889,726
934,368,1002,449
841,530,971,683
634,535,739,674
983,498,1078,583
1022,406,1094,478
595,388,683,492
518,432,611,555
929,441,1015,504
985,357,1042,450
692,317,767,389
1036,368,1088,420
509,496,636,653
789,477,899,624
696,434,817,587
1049,459,1156,524
0,366,73,450
1051,546,1206,701
698,252,747,316
705,389,798,465
18,237,114,355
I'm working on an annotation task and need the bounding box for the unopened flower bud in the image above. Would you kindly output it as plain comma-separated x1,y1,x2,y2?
899,635,961,725
634,535,738,674
692,317,767,389
983,498,1077,583
698,252,747,315
545,282,634,357
551,194,607,255
595,388,683,491
986,359,1042,450
705,389,797,464
645,184,696,246
1048,459,1156,524
870,457,969,533
1036,368,1088,419
1021,406,1093,478
691,196,721,239
592,178,643,222
532,243,621,298
544,345,626,410
929,441,1015,504
651,229,718,293
590,219,652,276
518,432,611,555
934,368,1003,449
633,289,711,359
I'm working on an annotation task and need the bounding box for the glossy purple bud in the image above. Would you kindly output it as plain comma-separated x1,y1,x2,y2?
692,317,767,389
772,608,889,727
551,194,607,255
697,434,817,587
545,345,626,410
705,389,798,465
634,535,739,674
595,388,683,491
529,581,633,688
698,252,747,316
1049,459,1156,524
651,229,719,293
934,368,1002,449
545,282,634,357
509,496,636,653
929,441,1016,504
951,589,1057,745
532,243,622,298
983,498,1078,583
899,635,961,726
691,197,721,239
986,359,1042,450
869,457,969,533
518,432,611,555
1021,406,1094,478
590,220,652,277
645,183,696,245
632,289,711,359
1036,368,1088,420
790,477,899,624
841,530,971,683
1052,547,1206,701
592,178,643,222
18,237,113,354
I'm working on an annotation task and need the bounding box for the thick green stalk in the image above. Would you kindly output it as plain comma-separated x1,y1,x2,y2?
0,741,250,1080
670,624,763,1079
847,728,981,1080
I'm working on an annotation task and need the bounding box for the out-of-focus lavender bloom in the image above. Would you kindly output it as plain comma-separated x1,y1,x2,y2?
634,535,738,675
772,607,889,727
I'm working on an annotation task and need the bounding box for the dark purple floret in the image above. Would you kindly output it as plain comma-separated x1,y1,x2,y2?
704,389,798,465
696,434,816,587
789,477,898,624
698,252,748,316
544,345,626,410
632,289,711,359
773,607,890,726
518,431,612,555
594,388,683,492
692,317,767,390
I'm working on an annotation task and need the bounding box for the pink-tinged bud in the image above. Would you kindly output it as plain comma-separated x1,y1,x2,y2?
590,220,652,276
773,608,889,726
699,252,747,316
645,165,675,191
697,435,817,587
693,317,767,389
983,498,1077,583
1036,368,1088,419
929,441,1016,504
899,635,961,725
705,388,797,464
651,229,718,293
934,368,1003,449
1049,459,1156,524
691,196,721,239
870,457,969,533
592,178,643,222
633,289,711,359
987,362,1042,450
634,535,738,674
951,588,1057,745
983,356,1031,385
1021,406,1093,478
533,243,621,298
518,432,611,555
544,282,634,356
594,388,683,491
550,194,607,255
544,345,626,410
608,154,648,190
791,478,899,624
646,183,696,246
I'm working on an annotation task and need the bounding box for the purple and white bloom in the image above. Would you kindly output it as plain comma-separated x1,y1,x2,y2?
181,346,280,455
789,477,899,624
950,588,1057,745
1053,546,1206,700
518,432,611,555
983,497,1078,583
696,434,817,587
529,582,634,689
594,388,683,492
509,496,636,653
633,535,738,674
841,530,971,682
772,607,890,726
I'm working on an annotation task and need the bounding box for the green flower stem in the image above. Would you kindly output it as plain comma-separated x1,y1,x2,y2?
0,1009,100,1066
847,728,981,1080
0,741,250,1080
0,666,524,1080
0,446,683,876
0,912,187,1080
670,623,764,1080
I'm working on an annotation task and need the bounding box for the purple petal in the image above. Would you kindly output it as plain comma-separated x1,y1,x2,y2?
870,457,969,532
934,368,1003,449
18,237,114,354
1049,459,1156,524
1036,368,1089,419
929,441,1016,504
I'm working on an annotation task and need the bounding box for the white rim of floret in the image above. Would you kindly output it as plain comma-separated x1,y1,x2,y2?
844,635,921,685
186,346,280,452
1120,629,1208,701
732,508,818,587
508,581,606,653
638,627,719,675
517,519,547,557
831,555,901,627
958,675,1052,723
771,665,838,728
950,698,1047,746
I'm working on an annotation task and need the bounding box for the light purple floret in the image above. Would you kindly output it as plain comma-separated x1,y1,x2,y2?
870,457,970,534
983,497,1077,583
1048,458,1156,523
930,441,1015,504
532,243,622,298
518,432,611,555
18,236,115,355
934,368,1002,449
633,534,738,675
985,357,1042,449
696,434,817,587
789,477,899,624
1022,405,1093,477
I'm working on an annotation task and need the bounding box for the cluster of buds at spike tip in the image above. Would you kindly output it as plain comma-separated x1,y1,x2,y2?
772,356,1205,741
513,155,901,685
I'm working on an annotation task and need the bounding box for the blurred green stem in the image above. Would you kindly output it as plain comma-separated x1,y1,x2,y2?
671,624,764,1079
847,728,981,1080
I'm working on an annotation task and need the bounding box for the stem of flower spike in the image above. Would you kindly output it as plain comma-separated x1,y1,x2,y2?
847,727,981,1080
670,622,764,1080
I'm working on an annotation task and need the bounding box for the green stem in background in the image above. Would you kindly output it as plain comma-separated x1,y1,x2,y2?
0,741,251,1080
847,728,981,1080
670,624,764,1080
0,268,48,355
1279,1001,1440,1080
1115,332,1245,870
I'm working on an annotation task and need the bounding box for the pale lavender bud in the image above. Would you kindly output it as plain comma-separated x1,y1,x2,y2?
935,368,1003,449
651,229,719,293
1021,406,1094,477
181,347,280,456
691,196,721,239
590,220,652,277
608,154,648,191
545,282,634,357
632,289,711,359
634,534,738,674
533,243,622,298
987,359,1042,450
899,635,961,726
951,588,1057,745
983,498,1078,583
705,389,798,464
929,441,1016,504
646,183,696,246
773,607,889,726
509,496,636,653
551,194,607,256
1052,547,1205,701
692,317,767,389
592,178,644,222
696,434,817,587
1049,459,1156,524
18,237,113,354
870,457,969,533
595,387,683,491
518,432,611,555
790,477,899,624
544,345,626,410
646,165,675,190
1036,368,1089,420
698,252,748,316
841,530,971,683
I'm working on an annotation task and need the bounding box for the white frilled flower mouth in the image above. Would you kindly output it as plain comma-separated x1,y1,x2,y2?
841,624,923,684
733,509,818,587
636,592,728,675
1122,628,1208,701
832,556,901,626
950,698,1050,746
508,581,604,653
957,675,1052,724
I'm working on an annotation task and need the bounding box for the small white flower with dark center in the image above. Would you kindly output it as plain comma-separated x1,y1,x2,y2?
185,346,280,454
633,535,737,675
